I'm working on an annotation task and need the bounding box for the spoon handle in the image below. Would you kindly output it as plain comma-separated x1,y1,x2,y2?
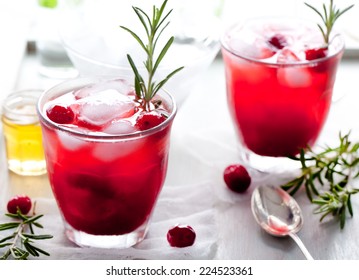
289,232,314,260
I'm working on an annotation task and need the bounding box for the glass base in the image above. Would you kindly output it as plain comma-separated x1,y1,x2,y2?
64,220,149,249
239,147,302,174
8,159,47,176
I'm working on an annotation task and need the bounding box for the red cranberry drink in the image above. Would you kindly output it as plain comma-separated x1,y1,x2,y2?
37,77,176,248
221,18,344,171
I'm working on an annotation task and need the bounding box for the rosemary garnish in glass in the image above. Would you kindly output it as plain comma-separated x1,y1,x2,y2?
282,132,359,229
0,208,53,260
120,0,184,111
305,0,354,45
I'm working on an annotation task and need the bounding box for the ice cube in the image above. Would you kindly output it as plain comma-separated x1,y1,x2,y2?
277,47,303,63
277,67,311,88
78,102,134,127
103,120,136,135
57,130,86,151
229,37,274,60
92,139,145,162
73,88,90,100
298,28,324,48
253,39,276,59
73,79,132,100
76,89,136,128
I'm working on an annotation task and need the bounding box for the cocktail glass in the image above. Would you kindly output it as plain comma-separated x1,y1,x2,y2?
37,77,176,248
221,18,344,172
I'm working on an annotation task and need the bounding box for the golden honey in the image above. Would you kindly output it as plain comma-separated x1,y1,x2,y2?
1,90,46,175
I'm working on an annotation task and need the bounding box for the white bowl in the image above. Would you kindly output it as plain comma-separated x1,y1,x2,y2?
59,1,221,107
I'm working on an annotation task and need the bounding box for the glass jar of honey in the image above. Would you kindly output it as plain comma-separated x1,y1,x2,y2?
1,90,46,176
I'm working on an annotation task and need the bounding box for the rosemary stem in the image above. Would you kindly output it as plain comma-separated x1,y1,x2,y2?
144,17,157,110
9,223,25,258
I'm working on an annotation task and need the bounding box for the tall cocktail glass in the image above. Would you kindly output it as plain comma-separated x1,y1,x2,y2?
37,77,176,248
221,18,344,172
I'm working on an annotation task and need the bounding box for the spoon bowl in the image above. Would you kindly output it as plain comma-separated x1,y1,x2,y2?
251,185,314,260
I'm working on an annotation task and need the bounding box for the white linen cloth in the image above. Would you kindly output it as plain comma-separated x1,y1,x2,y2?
0,182,218,260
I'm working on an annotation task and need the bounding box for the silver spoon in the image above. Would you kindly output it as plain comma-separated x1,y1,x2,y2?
251,185,314,260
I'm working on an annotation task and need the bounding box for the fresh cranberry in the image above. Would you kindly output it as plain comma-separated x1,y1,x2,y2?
135,111,166,131
268,34,287,50
305,47,328,61
223,164,251,193
46,105,75,124
7,195,32,215
167,225,196,248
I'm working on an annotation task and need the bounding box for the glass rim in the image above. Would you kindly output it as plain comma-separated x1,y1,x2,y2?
220,17,345,67
37,76,177,141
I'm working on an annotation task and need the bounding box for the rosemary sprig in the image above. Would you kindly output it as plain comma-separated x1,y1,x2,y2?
305,0,354,45
0,209,53,260
282,132,359,229
120,0,184,111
